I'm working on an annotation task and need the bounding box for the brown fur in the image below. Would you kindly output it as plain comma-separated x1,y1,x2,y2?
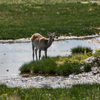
31,32,56,60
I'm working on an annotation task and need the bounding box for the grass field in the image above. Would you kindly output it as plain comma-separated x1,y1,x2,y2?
0,84,100,100
0,1,100,99
0,0,100,39
0,0,100,4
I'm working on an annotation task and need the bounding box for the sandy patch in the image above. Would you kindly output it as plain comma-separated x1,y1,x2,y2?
0,34,99,43
0,38,31,43
82,1,100,4
56,34,99,40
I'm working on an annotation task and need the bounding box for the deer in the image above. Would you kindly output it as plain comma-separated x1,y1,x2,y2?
31,32,57,60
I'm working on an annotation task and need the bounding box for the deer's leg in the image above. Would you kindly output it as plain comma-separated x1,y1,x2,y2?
45,49,47,59
35,48,37,60
32,43,34,60
39,49,41,60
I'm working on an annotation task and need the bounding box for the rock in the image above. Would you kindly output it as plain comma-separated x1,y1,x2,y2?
92,67,100,75
84,56,98,64
0,71,100,89
6,69,9,72
4,53,6,55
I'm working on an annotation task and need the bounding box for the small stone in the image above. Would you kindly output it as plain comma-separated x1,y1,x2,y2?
84,56,98,64
6,70,9,72
4,53,6,55
92,71,98,75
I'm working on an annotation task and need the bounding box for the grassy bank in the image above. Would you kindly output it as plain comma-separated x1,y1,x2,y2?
1,0,100,4
0,84,100,100
0,0,100,39
20,47,100,76
20,54,91,76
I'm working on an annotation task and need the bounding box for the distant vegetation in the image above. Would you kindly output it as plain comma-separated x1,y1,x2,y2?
0,84,100,100
0,0,100,39
0,0,100,4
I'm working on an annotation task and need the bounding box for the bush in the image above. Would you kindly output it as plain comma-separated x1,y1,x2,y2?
20,62,33,73
20,58,83,76
32,57,57,74
20,55,92,76
84,63,92,72
57,63,82,76
20,57,57,75
71,46,92,54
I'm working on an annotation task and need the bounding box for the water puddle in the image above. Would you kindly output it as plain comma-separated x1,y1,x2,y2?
0,36,100,77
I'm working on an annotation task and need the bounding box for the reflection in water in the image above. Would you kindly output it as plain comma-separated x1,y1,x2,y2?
0,37,100,76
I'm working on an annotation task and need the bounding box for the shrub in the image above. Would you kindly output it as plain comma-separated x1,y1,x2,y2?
71,46,92,54
32,57,57,74
84,63,92,72
20,57,57,75
57,63,82,76
20,62,33,73
20,55,92,76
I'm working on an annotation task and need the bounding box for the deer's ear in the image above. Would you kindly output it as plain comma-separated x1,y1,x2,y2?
53,31,57,36
47,32,51,36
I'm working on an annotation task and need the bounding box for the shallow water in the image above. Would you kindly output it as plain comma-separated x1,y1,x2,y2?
0,37,100,77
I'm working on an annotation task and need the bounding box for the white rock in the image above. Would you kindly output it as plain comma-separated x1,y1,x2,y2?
84,56,97,64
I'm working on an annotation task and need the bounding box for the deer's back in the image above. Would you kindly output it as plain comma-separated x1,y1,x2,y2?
31,33,43,40
31,33,48,49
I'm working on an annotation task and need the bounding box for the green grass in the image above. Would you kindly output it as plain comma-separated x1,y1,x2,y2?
20,47,100,76
71,46,93,54
0,1,100,39
20,54,91,76
0,84,100,100
0,0,100,4
93,49,100,57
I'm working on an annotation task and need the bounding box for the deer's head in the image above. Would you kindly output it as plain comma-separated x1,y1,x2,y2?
47,32,57,41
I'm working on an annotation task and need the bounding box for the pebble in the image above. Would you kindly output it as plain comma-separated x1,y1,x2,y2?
0,70,100,89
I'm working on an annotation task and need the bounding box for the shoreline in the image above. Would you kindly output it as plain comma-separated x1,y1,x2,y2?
0,34,99,43
0,70,100,88
81,1,100,4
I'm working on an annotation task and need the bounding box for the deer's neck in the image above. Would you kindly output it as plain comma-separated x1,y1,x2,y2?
47,37,53,48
